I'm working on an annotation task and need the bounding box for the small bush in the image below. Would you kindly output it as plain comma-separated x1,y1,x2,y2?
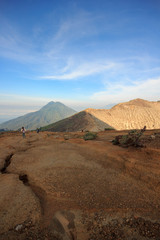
119,135,129,145
83,132,97,141
112,126,146,148
104,128,114,131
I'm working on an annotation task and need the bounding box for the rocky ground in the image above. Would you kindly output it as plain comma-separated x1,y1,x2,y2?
0,129,160,240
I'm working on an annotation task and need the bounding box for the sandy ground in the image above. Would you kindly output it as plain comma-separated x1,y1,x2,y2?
0,130,160,240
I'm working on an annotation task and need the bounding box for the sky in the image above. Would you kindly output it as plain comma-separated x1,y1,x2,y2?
0,0,160,122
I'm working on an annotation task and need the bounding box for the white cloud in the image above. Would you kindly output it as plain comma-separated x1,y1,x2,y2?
51,11,100,42
1,12,159,84
40,61,116,80
0,12,107,74
91,77,160,104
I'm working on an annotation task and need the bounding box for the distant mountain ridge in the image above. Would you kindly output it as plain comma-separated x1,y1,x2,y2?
0,101,76,130
42,98,160,132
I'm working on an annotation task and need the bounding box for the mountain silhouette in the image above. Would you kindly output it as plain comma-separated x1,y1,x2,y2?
0,101,76,130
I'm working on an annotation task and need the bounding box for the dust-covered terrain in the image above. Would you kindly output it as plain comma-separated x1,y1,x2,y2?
44,99,160,132
0,129,160,240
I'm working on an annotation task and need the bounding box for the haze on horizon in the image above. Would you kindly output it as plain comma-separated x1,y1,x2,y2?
0,0,160,122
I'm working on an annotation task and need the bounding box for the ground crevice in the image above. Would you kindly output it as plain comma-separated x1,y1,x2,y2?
1,154,14,173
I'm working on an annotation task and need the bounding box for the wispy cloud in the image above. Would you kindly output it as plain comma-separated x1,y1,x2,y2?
0,12,106,70
0,3,160,115
91,77,160,103
1,9,159,83
0,19,37,63
39,61,116,80
48,10,102,43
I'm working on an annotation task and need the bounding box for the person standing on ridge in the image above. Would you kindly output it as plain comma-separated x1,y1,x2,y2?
21,126,26,138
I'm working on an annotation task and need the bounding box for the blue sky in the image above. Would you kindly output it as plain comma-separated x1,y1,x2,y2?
0,0,160,122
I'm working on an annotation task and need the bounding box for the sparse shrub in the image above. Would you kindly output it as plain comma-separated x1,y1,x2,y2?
83,132,97,141
119,135,129,145
112,136,121,145
112,126,146,147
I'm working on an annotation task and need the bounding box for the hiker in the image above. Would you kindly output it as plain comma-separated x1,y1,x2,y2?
37,128,40,133
21,126,26,138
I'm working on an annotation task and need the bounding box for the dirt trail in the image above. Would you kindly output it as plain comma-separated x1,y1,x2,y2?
0,130,160,239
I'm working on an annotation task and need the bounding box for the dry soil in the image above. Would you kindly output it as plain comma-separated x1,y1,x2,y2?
0,130,160,240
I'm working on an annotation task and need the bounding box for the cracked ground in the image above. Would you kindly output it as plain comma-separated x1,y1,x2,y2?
0,130,160,240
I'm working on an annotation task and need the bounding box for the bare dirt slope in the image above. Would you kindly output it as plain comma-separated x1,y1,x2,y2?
0,130,160,240
86,98,160,130
44,111,113,132
46,99,160,132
